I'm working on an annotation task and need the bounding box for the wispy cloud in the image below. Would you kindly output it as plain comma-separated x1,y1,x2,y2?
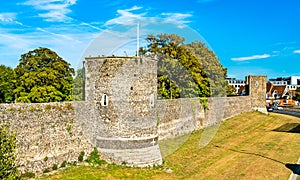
22,0,76,22
105,6,145,26
293,50,300,54
36,27,81,43
104,6,193,28
80,22,104,31
161,13,192,26
231,54,271,61
0,13,16,23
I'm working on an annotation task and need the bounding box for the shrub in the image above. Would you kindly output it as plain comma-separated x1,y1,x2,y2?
52,164,58,170
86,147,106,165
66,124,72,133
60,161,67,168
43,156,48,162
43,168,50,173
21,171,35,179
78,151,85,162
0,125,19,179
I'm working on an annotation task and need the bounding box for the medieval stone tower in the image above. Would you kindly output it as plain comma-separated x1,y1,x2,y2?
246,75,267,113
82,56,162,166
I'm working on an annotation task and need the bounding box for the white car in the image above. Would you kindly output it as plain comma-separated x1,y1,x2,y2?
272,106,283,110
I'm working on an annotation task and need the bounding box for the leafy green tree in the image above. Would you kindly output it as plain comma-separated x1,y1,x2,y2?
141,33,226,98
73,68,84,101
14,47,74,103
0,65,15,103
184,42,227,97
0,126,19,179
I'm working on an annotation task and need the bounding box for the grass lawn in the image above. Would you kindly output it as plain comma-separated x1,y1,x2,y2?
38,111,300,179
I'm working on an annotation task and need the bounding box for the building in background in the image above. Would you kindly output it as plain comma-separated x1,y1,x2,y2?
269,76,300,91
226,78,246,95
266,76,300,106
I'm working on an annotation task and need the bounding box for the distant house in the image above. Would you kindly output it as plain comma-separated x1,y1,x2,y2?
226,78,246,94
269,76,300,91
266,82,294,106
237,85,247,96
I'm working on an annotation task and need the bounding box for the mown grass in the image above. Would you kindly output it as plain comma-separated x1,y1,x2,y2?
39,111,300,179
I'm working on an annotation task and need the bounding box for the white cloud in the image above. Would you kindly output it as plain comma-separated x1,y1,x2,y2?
22,0,76,22
0,25,96,68
104,6,145,26
231,54,271,61
293,50,300,54
0,13,16,23
104,6,192,28
161,13,192,26
80,22,105,31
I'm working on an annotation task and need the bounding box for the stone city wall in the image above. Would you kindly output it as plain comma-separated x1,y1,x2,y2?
157,96,252,140
0,95,255,173
0,102,93,174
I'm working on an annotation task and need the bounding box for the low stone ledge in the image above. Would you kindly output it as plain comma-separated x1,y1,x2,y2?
96,136,159,149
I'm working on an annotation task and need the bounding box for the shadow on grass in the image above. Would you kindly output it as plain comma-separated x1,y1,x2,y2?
214,145,285,165
285,164,300,175
214,144,300,175
273,123,300,133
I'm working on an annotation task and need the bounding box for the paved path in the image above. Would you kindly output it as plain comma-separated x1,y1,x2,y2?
273,109,300,118
289,157,300,180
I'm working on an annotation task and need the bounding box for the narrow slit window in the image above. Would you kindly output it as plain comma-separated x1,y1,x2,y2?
101,94,108,106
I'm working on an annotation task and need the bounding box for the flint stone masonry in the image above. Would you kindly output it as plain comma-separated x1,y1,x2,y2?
157,96,253,140
0,102,93,174
82,56,162,167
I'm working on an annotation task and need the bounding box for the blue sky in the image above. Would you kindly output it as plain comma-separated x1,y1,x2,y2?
1,0,300,79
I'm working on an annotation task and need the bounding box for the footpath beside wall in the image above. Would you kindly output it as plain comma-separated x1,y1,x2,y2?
0,102,93,174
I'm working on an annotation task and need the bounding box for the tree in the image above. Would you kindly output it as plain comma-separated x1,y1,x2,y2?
226,83,237,96
0,126,19,179
14,47,74,103
184,42,227,97
0,65,15,103
73,68,84,101
140,33,226,98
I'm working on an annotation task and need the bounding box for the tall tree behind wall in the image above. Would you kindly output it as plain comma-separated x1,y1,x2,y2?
14,47,74,103
140,33,227,98
0,65,15,103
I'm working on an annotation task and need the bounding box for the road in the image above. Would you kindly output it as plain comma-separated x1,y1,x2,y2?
273,109,300,118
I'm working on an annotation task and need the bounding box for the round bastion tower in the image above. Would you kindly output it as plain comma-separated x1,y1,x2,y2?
81,56,162,166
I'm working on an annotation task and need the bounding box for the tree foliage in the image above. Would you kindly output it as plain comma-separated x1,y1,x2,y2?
226,83,237,96
0,65,15,103
140,33,227,98
0,126,19,179
14,47,74,103
184,42,227,96
73,68,84,101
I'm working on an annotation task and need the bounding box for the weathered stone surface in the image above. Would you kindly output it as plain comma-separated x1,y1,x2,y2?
83,56,161,166
0,102,93,174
